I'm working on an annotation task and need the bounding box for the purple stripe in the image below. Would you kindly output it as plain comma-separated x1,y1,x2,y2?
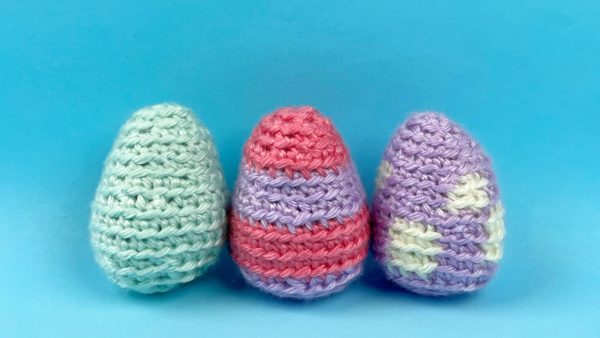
240,265,362,299
384,263,497,296
232,162,365,230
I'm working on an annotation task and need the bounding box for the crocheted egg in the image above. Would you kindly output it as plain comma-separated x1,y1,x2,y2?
230,106,370,299
372,112,505,296
90,103,227,293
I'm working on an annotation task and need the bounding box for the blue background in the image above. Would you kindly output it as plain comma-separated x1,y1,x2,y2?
1,1,598,337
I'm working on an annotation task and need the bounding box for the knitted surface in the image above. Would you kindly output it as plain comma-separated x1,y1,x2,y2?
372,112,505,296
230,106,370,299
90,103,227,293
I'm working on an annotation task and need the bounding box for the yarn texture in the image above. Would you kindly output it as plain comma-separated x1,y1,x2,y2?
90,103,227,293
372,112,505,296
230,106,370,299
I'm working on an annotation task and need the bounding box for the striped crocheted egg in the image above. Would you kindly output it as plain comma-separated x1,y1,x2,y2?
373,112,505,296
230,106,370,299
90,103,227,293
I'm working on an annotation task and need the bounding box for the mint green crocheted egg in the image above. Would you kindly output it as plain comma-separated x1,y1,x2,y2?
90,103,227,293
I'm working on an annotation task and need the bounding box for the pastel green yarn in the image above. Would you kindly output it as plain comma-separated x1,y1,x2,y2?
90,103,227,293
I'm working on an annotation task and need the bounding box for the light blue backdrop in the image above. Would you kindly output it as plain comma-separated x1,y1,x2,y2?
1,1,598,337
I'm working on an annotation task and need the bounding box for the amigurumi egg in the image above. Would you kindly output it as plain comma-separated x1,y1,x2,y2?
372,112,505,296
229,106,370,299
90,103,227,293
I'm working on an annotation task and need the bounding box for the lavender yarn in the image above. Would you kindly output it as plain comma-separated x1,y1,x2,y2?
240,266,362,299
372,112,505,296
232,164,365,229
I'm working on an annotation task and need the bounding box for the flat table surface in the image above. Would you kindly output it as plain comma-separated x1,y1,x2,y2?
1,1,599,337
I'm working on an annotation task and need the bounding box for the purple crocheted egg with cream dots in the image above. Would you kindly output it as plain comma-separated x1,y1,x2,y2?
372,112,505,296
